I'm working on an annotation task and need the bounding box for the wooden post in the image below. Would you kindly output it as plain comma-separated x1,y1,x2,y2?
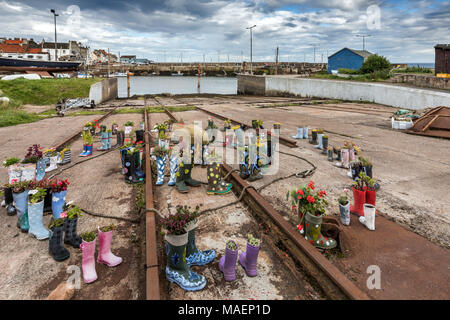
127,70,130,98
275,46,279,75
198,63,201,90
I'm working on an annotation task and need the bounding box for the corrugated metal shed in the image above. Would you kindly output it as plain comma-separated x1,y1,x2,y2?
327,48,373,74
435,44,450,74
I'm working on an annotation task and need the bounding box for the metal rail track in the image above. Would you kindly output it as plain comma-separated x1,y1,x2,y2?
220,164,370,300
144,110,161,300
196,106,298,148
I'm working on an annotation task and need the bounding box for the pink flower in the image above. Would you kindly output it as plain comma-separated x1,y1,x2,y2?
60,212,67,218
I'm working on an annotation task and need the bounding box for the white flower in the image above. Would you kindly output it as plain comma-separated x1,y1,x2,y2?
52,196,60,202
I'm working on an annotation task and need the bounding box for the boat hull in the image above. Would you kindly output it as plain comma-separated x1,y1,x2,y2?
0,57,80,72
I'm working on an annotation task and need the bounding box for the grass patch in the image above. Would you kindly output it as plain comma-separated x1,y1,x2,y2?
113,105,197,115
0,102,42,127
135,182,145,212
66,110,106,117
0,78,101,106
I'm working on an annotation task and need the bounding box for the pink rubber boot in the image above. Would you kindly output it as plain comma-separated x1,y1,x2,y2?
349,148,355,162
81,238,97,284
97,227,123,267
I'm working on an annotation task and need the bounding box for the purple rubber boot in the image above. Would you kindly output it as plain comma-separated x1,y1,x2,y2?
239,242,260,277
219,241,238,281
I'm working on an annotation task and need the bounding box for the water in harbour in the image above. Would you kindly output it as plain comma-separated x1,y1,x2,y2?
117,76,237,97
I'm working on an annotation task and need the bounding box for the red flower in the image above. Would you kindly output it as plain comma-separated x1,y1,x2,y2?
296,224,303,231
307,195,315,203
291,205,297,211
319,190,327,197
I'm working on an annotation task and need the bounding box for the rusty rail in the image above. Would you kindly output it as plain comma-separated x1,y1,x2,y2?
221,163,370,300
163,107,179,122
144,110,161,300
54,108,117,151
196,106,298,148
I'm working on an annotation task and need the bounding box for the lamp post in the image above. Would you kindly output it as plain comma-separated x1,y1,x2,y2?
50,9,59,61
246,25,256,74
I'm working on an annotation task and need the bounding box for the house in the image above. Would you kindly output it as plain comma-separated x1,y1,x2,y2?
89,49,117,64
135,58,150,65
41,41,70,61
120,55,137,64
327,48,373,73
435,44,450,75
0,38,50,60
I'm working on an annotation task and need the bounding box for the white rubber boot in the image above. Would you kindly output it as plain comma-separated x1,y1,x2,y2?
359,204,376,231
303,127,308,139
314,134,324,149
292,128,303,139
45,156,58,172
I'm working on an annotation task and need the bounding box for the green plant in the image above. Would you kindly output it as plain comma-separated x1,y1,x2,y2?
3,157,20,167
5,180,30,193
154,123,168,132
81,231,96,242
175,205,201,224
287,181,329,216
84,121,93,128
151,145,169,158
112,121,117,125
100,224,115,232
323,135,328,139
29,188,47,204
360,54,391,74
226,240,237,250
124,121,134,127
338,68,361,75
21,156,39,164
49,217,65,229
358,156,372,167
248,234,260,247
66,205,82,219
81,131,93,145
338,189,350,206
24,144,42,160
49,178,69,192
43,148,58,157
353,171,366,191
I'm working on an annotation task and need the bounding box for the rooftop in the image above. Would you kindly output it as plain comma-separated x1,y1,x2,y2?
329,48,374,59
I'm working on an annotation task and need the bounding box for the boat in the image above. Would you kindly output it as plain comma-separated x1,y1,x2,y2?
109,72,127,77
0,56,81,72
171,71,184,76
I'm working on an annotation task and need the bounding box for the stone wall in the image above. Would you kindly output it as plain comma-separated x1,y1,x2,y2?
89,78,118,105
237,74,266,95
390,74,450,91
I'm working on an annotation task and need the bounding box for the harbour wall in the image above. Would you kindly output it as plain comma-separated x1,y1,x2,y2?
89,78,118,105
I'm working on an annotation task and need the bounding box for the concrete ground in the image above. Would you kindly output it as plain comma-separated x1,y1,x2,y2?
1,94,449,300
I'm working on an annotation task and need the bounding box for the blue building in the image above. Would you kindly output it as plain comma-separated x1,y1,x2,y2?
327,48,373,74
120,55,136,64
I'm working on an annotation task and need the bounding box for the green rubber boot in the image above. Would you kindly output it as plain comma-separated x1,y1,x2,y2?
304,212,337,249
175,162,189,193
184,163,202,187
165,233,206,291
206,162,232,195
19,211,30,233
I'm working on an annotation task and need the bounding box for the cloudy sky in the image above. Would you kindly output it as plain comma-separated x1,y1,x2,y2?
1,0,449,63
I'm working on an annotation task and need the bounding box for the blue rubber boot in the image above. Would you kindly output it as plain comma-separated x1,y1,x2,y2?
165,233,206,291
83,145,93,157
79,145,88,157
155,155,167,186
292,127,304,139
13,190,29,232
98,132,108,151
28,200,50,240
185,220,216,266
168,155,178,186
35,158,46,181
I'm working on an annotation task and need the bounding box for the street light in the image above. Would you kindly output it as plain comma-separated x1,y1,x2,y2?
246,25,256,74
50,9,59,61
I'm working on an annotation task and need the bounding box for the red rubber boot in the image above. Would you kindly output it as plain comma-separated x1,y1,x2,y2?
365,189,378,216
350,187,366,217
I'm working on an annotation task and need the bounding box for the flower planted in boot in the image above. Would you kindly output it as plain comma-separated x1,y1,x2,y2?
12,183,30,232
219,240,238,281
304,212,337,249
168,154,179,186
80,232,97,284
314,133,324,149
152,146,169,186
50,179,69,219
64,205,83,248
239,234,260,277
27,188,50,240
80,131,93,157
97,131,109,151
49,218,70,262
184,212,216,266
309,129,318,145
350,176,366,217
360,204,376,230
97,225,123,267
338,189,350,226
163,211,206,291
124,151,143,184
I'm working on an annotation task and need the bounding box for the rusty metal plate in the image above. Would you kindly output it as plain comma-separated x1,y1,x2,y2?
406,106,450,139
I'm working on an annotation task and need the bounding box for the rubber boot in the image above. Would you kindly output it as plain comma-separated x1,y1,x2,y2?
79,144,88,157
107,131,113,149
336,149,349,168
4,187,16,216
51,190,66,219
28,200,50,240
314,134,324,149
365,189,377,215
247,159,263,182
97,227,123,267
135,130,144,144
59,150,71,165
35,158,46,181
222,134,233,147
81,238,97,283
219,241,238,281
45,156,58,172
155,155,167,186
239,241,260,277
206,162,232,195
98,132,108,151
184,163,202,187
13,190,29,232
304,212,337,249
134,151,145,179
202,145,208,166
124,152,143,184
175,162,189,193
303,127,309,139
64,217,82,248
7,164,22,184
185,221,216,266
165,233,206,291
359,204,376,231
168,155,179,186
309,130,317,145
115,132,124,148
120,147,131,174
292,127,304,139
49,225,70,262
327,148,333,161
363,165,373,179
349,148,355,162
339,202,350,226
322,136,329,153
350,187,366,216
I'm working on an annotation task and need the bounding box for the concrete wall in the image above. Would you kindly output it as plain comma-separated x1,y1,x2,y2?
391,74,450,91
89,78,118,105
237,74,266,95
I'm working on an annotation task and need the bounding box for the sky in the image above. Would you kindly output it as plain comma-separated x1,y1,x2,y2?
0,0,449,63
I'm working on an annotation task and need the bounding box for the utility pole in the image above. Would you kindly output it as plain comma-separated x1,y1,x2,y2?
246,25,256,74
107,48,110,78
356,34,371,51
275,46,279,75
312,45,319,63
50,9,59,61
